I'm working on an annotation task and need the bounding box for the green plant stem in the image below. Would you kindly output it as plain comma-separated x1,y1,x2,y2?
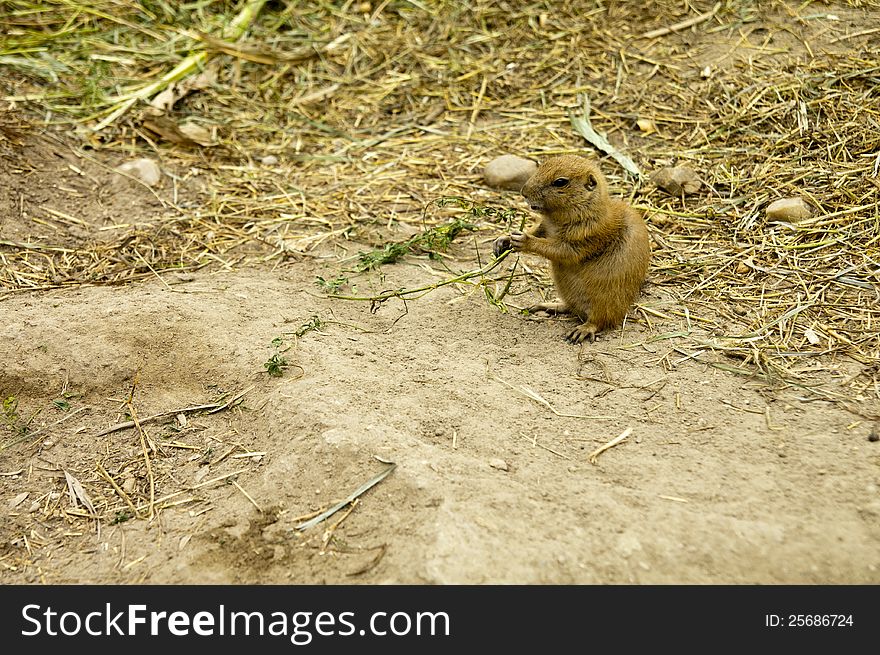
492,211,526,304
493,257,518,304
328,250,512,303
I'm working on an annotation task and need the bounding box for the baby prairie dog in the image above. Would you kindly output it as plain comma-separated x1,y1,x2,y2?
493,155,650,343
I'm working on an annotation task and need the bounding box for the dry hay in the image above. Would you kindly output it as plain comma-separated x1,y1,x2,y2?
1,0,879,414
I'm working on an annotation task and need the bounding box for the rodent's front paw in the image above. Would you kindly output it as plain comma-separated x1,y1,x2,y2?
509,230,528,251
492,235,512,258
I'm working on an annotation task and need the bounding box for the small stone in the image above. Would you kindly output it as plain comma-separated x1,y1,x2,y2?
116,158,162,187
765,197,811,223
177,122,215,147
636,118,657,134
651,166,701,196
483,155,537,191
122,477,136,493
261,155,279,166
489,458,509,471
9,492,29,509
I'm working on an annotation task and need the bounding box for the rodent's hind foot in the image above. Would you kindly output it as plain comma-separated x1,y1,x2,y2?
566,323,599,344
527,301,571,317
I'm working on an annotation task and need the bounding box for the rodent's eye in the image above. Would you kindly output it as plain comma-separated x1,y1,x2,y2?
551,177,569,188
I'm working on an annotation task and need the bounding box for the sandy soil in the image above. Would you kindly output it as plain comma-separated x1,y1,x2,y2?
1,129,878,584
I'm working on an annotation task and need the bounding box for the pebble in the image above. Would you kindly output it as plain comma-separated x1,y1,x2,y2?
636,118,657,134
261,155,279,166
765,197,811,223
651,165,701,196
177,122,215,147
489,458,509,472
116,158,162,187
9,492,29,509
483,155,537,191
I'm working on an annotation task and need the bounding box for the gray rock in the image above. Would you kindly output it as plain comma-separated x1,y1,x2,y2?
261,155,279,166
765,197,811,223
484,155,537,191
116,158,162,186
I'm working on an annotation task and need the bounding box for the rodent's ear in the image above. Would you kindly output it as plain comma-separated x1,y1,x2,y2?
584,175,597,191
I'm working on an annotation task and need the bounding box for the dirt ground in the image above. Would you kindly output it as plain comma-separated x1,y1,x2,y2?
2,2,879,584
1,126,877,585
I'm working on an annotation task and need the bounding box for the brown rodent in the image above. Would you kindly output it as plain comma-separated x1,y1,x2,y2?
493,154,650,343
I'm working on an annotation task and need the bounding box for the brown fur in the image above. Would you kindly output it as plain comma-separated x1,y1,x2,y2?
494,155,651,343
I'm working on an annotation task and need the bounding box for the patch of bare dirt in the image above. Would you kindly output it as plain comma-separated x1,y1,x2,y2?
3,260,879,583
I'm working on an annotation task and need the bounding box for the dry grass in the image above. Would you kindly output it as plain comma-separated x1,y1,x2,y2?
1,0,879,411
